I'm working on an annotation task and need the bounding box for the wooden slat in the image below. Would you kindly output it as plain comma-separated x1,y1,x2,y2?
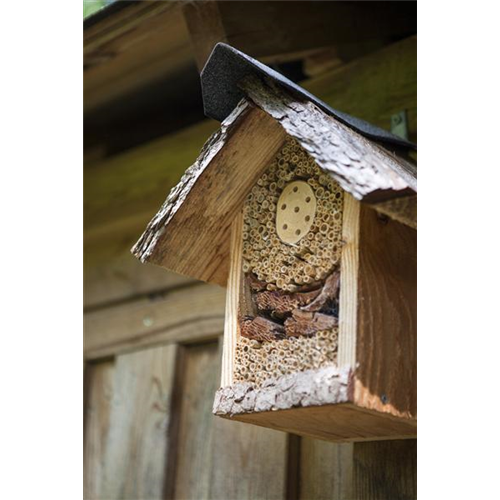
84,2,193,114
300,440,354,500
171,343,221,500
226,403,416,442
354,205,417,419
304,36,417,144
299,439,417,500
209,417,288,500
353,439,417,499
221,212,243,387
183,1,416,68
338,194,360,368
84,282,226,360
83,345,178,500
84,244,194,309
171,341,289,500
84,361,115,500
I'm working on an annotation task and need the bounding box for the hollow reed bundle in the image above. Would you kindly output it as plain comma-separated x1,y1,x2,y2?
242,137,344,291
234,138,343,387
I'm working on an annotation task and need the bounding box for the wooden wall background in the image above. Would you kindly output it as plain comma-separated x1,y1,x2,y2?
84,26,416,499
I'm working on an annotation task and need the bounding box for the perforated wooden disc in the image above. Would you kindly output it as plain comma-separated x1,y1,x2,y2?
276,181,317,244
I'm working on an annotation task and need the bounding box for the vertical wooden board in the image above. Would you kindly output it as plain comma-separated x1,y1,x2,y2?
299,439,354,500
353,440,417,500
355,205,417,419
99,345,177,500
221,212,243,387
171,343,220,500
173,341,289,500
84,361,115,500
209,418,288,500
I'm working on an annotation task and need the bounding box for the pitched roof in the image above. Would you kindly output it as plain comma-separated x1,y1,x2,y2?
201,43,416,152
132,46,416,286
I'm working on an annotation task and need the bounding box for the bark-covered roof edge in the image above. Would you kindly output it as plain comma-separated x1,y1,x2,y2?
201,43,416,152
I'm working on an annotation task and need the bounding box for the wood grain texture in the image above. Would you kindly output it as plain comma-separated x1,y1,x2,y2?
300,439,354,500
227,403,416,443
241,76,416,202
338,194,360,367
221,213,243,387
209,417,288,500
299,439,417,500
353,439,417,500
84,283,226,360
132,102,287,286
371,194,417,230
83,346,177,500
355,205,417,420
85,244,194,309
171,341,289,500
84,2,193,113
170,343,221,500
84,361,115,500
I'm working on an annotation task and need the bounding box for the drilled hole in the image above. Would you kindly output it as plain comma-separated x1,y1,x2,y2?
294,207,300,213
281,204,287,210
305,215,311,222
295,229,301,236
293,186,298,193
305,196,311,203
283,224,288,230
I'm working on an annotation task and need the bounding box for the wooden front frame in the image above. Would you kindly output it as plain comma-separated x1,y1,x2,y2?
218,193,416,442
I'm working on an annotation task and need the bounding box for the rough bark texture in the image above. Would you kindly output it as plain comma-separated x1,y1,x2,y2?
213,365,351,416
240,315,285,342
302,270,340,312
131,100,250,264
255,288,321,315
285,310,339,337
240,75,416,203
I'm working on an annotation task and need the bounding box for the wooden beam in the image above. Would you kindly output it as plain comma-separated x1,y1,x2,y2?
84,2,193,114
84,282,226,360
183,1,416,68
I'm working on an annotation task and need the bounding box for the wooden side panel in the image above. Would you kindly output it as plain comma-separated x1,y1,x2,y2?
171,342,289,500
353,440,417,500
97,346,177,500
355,205,417,420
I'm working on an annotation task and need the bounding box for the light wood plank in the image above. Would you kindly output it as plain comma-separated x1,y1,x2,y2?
100,345,177,500
338,194,360,368
299,438,417,500
209,418,288,500
221,212,243,387
84,282,226,360
171,343,221,500
84,361,115,500
300,439,354,500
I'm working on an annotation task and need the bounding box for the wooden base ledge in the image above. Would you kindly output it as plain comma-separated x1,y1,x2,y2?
213,366,417,442
213,365,352,416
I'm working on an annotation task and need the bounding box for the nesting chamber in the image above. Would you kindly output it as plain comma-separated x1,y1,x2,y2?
234,137,344,387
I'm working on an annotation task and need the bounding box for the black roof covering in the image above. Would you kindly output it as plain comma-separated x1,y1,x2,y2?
201,43,416,151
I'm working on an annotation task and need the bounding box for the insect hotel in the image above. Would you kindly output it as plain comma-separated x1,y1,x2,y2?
132,44,416,442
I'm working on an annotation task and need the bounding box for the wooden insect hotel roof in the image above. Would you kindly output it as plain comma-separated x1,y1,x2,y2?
132,43,417,287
